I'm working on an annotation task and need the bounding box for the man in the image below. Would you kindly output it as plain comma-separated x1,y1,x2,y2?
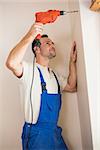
6,23,77,150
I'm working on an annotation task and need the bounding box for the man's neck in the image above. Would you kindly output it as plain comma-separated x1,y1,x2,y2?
36,57,50,67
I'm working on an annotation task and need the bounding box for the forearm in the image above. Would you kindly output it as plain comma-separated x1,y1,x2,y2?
67,60,77,88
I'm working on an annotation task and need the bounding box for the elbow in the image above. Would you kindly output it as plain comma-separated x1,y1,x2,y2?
70,86,77,92
5,59,15,70
67,86,77,93
69,83,76,89
63,83,77,93
69,83,77,92
70,83,77,92
5,60,10,69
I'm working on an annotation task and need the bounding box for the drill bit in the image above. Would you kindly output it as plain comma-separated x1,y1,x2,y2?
60,10,79,15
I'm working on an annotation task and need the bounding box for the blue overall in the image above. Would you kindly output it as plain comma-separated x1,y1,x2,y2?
21,67,69,150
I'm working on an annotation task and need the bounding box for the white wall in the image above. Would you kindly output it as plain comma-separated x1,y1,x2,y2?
79,0,100,150
0,1,94,150
0,3,3,149
68,0,93,150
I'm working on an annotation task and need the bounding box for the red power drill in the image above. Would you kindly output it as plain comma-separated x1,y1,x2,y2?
35,10,66,39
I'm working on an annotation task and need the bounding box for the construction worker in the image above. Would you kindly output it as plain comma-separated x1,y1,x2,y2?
6,23,77,150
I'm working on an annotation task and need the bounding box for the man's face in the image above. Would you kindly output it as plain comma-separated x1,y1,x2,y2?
39,37,56,59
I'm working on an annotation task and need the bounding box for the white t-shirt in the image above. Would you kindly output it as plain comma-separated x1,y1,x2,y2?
18,60,67,124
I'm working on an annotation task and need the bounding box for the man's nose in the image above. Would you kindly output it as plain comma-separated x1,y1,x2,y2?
51,43,55,47
50,45,55,49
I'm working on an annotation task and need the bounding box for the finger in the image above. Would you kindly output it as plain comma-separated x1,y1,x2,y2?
73,41,76,45
33,24,43,30
31,23,43,28
35,27,43,33
35,27,43,31
35,22,43,26
73,50,77,57
34,25,43,30
73,41,76,50
75,49,77,54
71,42,76,52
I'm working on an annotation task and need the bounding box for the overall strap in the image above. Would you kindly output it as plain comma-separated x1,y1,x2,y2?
37,67,47,93
52,71,61,94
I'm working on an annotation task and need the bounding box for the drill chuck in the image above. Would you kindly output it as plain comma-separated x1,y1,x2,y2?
60,10,79,15
60,11,67,15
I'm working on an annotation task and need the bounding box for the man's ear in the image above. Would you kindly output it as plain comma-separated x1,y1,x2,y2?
34,46,40,55
34,46,37,52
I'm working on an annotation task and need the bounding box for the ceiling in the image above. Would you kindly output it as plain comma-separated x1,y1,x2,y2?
0,0,67,3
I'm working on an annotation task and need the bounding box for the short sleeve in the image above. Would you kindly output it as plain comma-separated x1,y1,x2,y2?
54,71,67,92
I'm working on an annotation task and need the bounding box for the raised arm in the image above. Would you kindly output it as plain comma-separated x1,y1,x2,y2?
5,23,43,77
63,41,77,92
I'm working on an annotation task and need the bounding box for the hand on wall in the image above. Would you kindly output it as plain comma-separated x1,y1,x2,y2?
70,41,77,63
